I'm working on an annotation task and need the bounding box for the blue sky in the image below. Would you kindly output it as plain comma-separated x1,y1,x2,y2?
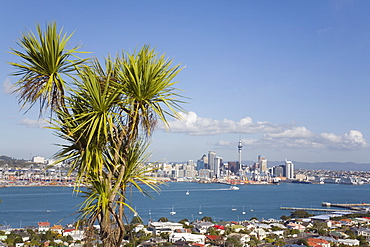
1,0,370,164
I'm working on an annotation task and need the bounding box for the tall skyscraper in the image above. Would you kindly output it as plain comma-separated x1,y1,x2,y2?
208,151,216,171
238,139,242,170
284,160,294,179
214,156,222,178
258,155,267,172
196,155,207,171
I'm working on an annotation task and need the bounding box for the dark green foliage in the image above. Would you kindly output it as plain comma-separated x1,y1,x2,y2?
201,216,213,222
290,210,313,218
158,217,169,222
295,238,310,246
225,235,243,247
131,216,143,225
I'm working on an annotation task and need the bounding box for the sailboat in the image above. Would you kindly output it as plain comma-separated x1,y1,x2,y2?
231,205,237,211
242,206,246,215
170,205,176,215
198,205,202,215
186,190,190,195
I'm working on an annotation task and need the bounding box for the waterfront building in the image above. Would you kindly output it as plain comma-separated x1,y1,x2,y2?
258,155,267,172
32,156,45,164
198,169,212,179
284,160,295,179
208,151,216,171
196,158,205,171
228,161,238,174
272,166,284,177
214,157,222,179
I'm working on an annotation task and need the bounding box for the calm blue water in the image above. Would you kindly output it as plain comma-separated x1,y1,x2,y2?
1,183,370,227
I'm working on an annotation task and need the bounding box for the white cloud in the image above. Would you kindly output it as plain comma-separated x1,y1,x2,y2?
19,118,49,128
163,111,368,151
3,78,13,94
165,111,287,135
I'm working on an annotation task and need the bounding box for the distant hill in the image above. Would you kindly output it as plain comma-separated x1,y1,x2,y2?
0,155,30,167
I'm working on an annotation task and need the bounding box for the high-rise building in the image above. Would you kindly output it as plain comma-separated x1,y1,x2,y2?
228,161,238,174
258,155,267,172
32,156,45,164
208,151,216,171
284,160,294,179
272,166,284,177
196,159,205,171
214,156,222,178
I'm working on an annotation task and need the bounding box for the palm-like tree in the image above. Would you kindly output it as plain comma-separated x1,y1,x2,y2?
10,22,185,247
53,49,184,245
9,21,88,114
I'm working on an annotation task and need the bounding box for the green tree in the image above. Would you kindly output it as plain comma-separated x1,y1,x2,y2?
280,215,291,221
201,216,213,222
295,238,310,247
291,210,312,218
9,21,87,114
131,216,143,225
275,239,286,246
158,217,169,222
10,22,185,247
225,235,242,247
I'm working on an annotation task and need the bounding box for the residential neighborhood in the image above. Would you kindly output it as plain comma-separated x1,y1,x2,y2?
2,210,370,246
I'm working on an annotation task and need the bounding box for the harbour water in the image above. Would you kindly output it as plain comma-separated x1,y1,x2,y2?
1,182,370,227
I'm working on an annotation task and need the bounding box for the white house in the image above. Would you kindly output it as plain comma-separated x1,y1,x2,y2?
148,222,183,235
37,222,50,232
169,232,205,245
250,228,266,240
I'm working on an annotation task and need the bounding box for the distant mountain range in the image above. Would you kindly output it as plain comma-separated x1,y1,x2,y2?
266,161,370,172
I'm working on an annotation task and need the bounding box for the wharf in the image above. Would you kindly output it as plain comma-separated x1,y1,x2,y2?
322,202,370,209
280,207,355,213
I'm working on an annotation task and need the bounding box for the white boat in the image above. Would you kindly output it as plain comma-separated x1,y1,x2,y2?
198,205,202,215
186,190,190,195
170,206,176,215
232,205,237,211
242,206,246,215
229,185,239,190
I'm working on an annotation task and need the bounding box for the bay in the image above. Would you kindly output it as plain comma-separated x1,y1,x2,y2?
0,182,370,228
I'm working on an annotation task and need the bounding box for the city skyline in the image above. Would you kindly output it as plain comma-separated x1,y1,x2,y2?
1,1,370,164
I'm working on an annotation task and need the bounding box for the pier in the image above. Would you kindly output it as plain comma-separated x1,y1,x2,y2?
280,207,355,213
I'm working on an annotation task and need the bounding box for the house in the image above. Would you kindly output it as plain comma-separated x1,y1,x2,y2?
307,238,330,247
148,222,184,235
328,220,342,228
337,238,360,246
339,219,356,226
169,232,206,245
37,222,50,232
192,221,214,234
63,228,84,241
226,233,250,246
356,227,370,239
205,235,224,246
49,224,63,234
286,222,306,232
229,224,246,233
250,228,266,240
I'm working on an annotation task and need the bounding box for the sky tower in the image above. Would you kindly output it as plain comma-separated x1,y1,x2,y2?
238,139,242,169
